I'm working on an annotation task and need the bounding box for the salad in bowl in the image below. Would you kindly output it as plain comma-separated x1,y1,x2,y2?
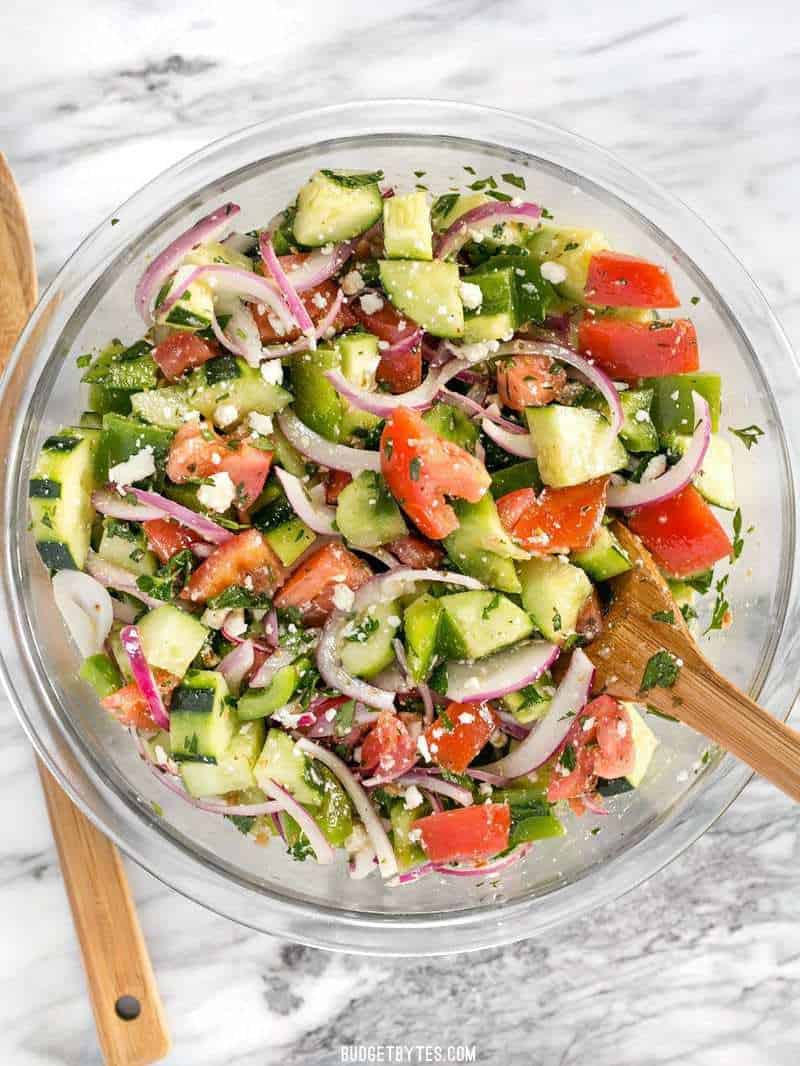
29,165,738,885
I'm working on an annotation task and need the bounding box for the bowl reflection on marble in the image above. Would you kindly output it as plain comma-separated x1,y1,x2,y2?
1,100,798,955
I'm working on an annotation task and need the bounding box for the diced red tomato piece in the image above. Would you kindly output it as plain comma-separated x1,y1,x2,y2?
380,408,491,540
496,353,567,411
546,743,597,803
101,669,180,731
423,702,496,774
594,703,636,779
584,251,680,308
377,346,423,394
143,518,200,564
360,709,418,780
166,423,272,514
273,542,372,625
386,534,444,569
577,315,699,382
250,280,354,343
626,485,732,578
546,695,634,803
218,442,273,513
324,469,352,505
181,528,284,604
350,297,420,347
415,804,511,864
152,333,219,382
497,478,608,554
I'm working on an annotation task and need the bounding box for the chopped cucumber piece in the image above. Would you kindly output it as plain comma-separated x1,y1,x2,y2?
170,670,235,764
584,386,658,453
518,556,592,644
237,662,303,721
340,600,401,679
130,386,193,429
29,426,100,571
180,720,266,797
156,265,215,332
571,527,632,581
645,373,722,439
108,624,134,682
526,225,610,304
185,356,291,422
336,471,407,548
97,414,172,485
336,331,382,391
254,728,322,806
316,766,354,846
444,494,525,594
438,590,533,661
462,268,515,343
293,170,383,247
79,653,123,698
383,191,433,260
390,800,426,871
264,518,316,566
82,342,159,392
379,260,464,338
97,517,157,577
526,405,628,487
291,343,381,443
403,593,443,683
184,240,254,272
618,702,659,788
137,604,209,678
672,433,736,510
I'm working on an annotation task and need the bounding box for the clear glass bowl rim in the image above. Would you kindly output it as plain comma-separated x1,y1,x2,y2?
2,99,799,955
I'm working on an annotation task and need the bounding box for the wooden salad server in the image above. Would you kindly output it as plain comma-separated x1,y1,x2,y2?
587,519,800,801
0,152,171,1065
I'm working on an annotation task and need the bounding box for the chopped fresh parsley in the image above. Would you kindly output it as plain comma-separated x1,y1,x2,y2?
646,704,679,723
76,353,92,368
206,585,271,610
685,569,714,595
559,743,576,772
226,814,255,835
651,609,675,625
414,170,426,178
136,549,194,602
540,207,554,219
552,608,562,633
690,295,701,305
640,649,681,692
730,424,764,450
705,574,730,634
320,169,383,188
463,165,476,175
439,709,455,733
486,190,513,202
501,172,526,190
563,241,579,252
431,193,459,225
467,175,498,192
680,602,698,625
730,507,751,563
344,615,379,643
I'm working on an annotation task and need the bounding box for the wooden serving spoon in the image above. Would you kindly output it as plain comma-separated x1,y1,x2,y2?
587,519,800,801
0,153,171,1066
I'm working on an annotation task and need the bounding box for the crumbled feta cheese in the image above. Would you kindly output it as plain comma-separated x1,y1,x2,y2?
459,281,484,311
267,313,288,337
634,409,650,423
201,607,230,629
670,390,680,401
540,261,568,285
224,611,247,638
478,782,493,796
312,291,327,310
359,292,384,315
153,745,168,766
272,702,303,728
417,734,432,762
454,338,501,364
387,615,401,628
332,583,355,611
197,471,236,513
407,827,423,844
261,359,284,385
403,785,424,810
213,403,239,428
341,270,365,296
458,711,475,724
108,446,155,488
248,411,274,436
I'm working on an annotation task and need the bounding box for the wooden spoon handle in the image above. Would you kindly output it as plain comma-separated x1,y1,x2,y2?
39,765,171,1066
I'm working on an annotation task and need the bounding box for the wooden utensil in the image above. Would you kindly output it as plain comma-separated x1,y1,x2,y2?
587,519,800,801
0,152,171,1066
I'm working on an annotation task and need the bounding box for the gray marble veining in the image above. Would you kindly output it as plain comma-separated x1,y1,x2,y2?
2,1,800,1063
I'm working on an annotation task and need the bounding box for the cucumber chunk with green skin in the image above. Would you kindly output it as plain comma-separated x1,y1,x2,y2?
443,494,528,594
254,728,322,806
79,411,104,430
462,268,516,343
671,432,736,510
270,424,307,477
422,401,478,453
264,518,316,566
437,590,533,661
82,341,160,393
618,702,659,788
183,240,254,272
340,600,401,679
645,372,722,439
336,331,382,391
584,386,658,453
185,356,291,422
431,192,488,232
379,260,464,339
336,471,407,548
383,191,433,261
525,405,628,488
293,170,383,247
97,517,157,577
403,593,443,682
290,343,380,444
489,458,542,500
97,414,173,485
170,670,235,764
237,663,302,721
316,766,354,846
155,265,215,332
526,225,611,304
180,719,266,797
390,800,426,871
571,526,632,581
130,386,193,429
89,383,133,416
79,653,123,698
137,604,209,678
518,556,592,644
30,426,100,572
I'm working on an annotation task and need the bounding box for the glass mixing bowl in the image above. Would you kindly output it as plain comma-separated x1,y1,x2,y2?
2,100,799,955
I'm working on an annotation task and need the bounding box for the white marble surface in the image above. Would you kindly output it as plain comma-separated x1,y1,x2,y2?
2,2,800,1063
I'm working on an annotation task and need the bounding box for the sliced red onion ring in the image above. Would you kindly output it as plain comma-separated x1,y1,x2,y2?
140,753,283,814
435,201,541,260
249,646,296,689
86,550,165,610
263,607,279,648
352,567,483,613
135,202,241,323
260,232,315,341
481,648,595,779
466,767,514,786
495,710,531,741
261,778,335,864
445,641,559,703
91,489,164,521
157,263,294,334
418,681,435,725
481,417,537,459
497,340,624,436
380,327,423,359
120,624,170,730
274,467,336,534
355,545,401,570
581,792,609,816
439,390,526,435
211,301,263,365
296,737,398,878
259,287,344,359
607,392,710,509
394,772,473,807
435,842,532,877
391,862,437,886
52,571,114,657
126,487,233,545
277,410,381,474
218,639,255,692
280,242,354,291
323,358,469,417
